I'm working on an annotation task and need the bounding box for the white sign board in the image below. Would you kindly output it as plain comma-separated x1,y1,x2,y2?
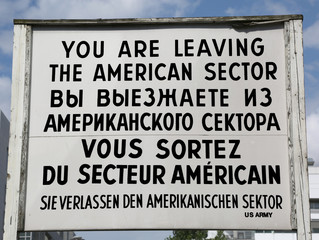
8,17,308,233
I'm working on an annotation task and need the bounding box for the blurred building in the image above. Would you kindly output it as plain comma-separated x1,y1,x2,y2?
226,231,255,240
0,110,9,240
18,232,76,240
0,110,76,240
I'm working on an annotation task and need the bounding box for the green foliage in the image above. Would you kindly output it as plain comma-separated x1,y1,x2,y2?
165,230,208,240
212,230,227,240
165,230,227,240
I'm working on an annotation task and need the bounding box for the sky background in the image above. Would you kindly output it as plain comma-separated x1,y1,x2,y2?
1,0,319,239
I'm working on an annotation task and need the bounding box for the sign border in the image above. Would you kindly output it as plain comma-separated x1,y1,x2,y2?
4,15,310,239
